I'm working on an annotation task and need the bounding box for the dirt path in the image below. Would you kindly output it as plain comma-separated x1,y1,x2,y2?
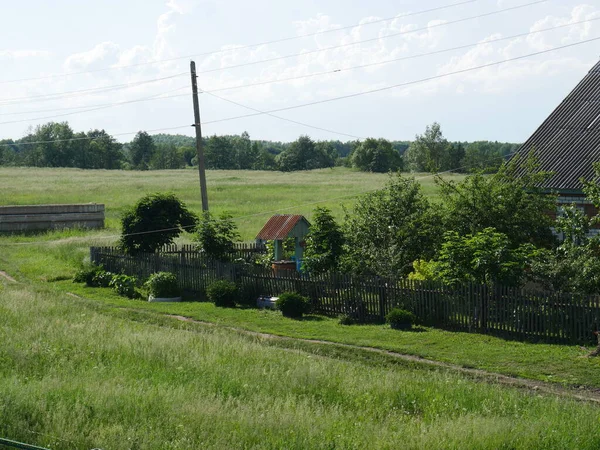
63,291,600,405
166,314,600,405
0,270,16,283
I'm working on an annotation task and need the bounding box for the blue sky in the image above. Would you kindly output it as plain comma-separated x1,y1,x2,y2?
0,0,599,143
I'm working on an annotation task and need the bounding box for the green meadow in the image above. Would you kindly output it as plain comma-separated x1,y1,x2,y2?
1,166,600,449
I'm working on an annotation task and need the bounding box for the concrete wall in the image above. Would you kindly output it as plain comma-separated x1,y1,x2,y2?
0,204,105,232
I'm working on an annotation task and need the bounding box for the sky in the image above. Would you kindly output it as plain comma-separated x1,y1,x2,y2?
0,0,599,143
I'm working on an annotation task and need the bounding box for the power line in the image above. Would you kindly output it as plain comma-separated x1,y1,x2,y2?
0,0,481,85
3,15,588,122
203,90,365,140
205,17,600,94
202,36,600,126
194,0,548,76
0,72,187,106
0,87,189,126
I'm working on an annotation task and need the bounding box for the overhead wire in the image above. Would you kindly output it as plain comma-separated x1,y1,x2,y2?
0,86,189,126
194,0,548,76
0,0,481,85
202,89,365,140
0,72,188,106
201,36,600,125
2,15,591,122
204,17,600,94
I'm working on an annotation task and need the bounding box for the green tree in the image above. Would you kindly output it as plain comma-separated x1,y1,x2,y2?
404,122,449,172
278,135,334,171
434,228,536,287
120,193,197,255
233,131,257,170
194,211,240,261
437,157,556,248
342,175,442,278
303,207,345,274
351,138,402,173
130,131,155,170
205,135,236,169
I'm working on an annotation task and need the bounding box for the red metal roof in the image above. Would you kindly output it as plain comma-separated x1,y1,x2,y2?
256,214,309,240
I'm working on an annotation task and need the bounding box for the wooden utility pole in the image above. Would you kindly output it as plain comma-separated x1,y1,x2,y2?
190,60,209,211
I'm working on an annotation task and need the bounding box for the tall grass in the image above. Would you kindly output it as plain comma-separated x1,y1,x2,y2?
1,282,600,449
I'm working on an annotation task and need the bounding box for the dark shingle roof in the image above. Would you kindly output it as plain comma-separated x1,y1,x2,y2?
511,60,600,192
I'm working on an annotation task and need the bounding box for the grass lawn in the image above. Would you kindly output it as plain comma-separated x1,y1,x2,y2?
0,166,462,239
2,280,600,449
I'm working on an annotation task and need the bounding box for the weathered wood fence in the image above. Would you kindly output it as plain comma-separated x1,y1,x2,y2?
91,246,600,344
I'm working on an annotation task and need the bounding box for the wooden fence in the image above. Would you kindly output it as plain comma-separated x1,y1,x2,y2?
90,246,600,344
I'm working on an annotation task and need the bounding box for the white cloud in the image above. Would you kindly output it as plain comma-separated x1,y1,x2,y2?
64,42,120,71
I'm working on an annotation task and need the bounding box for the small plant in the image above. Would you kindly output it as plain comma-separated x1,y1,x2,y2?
73,264,104,286
276,292,310,319
207,280,238,308
145,272,180,298
92,270,114,288
338,314,356,326
109,274,137,299
386,308,416,330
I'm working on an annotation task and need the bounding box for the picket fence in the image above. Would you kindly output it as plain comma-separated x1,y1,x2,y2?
90,246,600,344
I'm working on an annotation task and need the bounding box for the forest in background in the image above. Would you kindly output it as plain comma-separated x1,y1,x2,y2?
0,121,519,173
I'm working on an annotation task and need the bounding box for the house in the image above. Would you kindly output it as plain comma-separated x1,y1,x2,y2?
511,60,600,232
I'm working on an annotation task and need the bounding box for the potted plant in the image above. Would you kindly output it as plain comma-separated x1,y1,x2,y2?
145,272,181,302
385,308,416,330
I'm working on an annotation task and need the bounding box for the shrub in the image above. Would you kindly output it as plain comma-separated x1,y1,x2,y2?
92,270,115,288
145,272,180,298
109,274,137,299
386,308,416,330
338,314,356,326
120,193,197,255
73,264,104,286
276,292,310,319
207,280,238,308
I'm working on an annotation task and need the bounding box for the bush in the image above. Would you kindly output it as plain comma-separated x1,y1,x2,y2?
276,292,310,319
338,314,356,326
145,272,180,298
92,270,115,288
73,264,104,286
207,280,238,308
386,308,416,330
109,274,137,299
120,193,197,255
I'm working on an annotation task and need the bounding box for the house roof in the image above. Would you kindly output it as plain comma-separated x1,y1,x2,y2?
510,60,600,192
256,214,310,240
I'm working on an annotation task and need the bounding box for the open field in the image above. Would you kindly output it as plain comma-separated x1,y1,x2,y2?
2,281,600,449
0,167,462,239
2,167,600,448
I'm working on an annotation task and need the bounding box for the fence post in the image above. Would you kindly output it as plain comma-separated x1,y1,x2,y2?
480,284,489,332
378,278,387,322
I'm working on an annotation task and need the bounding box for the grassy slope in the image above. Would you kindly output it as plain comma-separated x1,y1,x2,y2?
2,280,600,449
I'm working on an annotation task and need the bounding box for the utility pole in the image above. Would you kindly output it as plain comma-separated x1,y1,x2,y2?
190,60,209,211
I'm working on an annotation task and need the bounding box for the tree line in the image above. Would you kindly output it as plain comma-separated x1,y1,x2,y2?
0,121,518,173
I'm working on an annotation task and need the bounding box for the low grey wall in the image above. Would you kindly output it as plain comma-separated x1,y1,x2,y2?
0,204,105,232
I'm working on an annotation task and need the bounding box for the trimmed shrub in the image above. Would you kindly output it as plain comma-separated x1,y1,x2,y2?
276,292,310,319
145,272,180,298
109,274,137,299
386,308,416,330
207,280,238,308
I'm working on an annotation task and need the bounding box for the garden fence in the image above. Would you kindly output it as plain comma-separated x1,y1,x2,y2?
90,246,600,345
